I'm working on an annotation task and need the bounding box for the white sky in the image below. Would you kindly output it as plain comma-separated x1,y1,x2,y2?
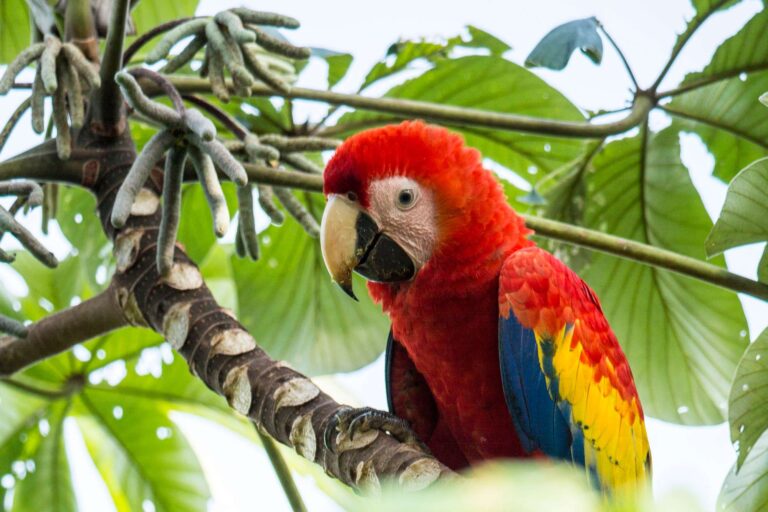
1,0,767,510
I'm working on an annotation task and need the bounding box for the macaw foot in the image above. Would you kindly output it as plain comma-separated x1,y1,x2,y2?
323,406,430,454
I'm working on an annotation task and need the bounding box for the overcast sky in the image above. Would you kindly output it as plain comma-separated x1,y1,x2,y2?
1,0,766,510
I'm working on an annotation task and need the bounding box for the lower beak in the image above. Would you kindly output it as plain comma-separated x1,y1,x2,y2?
320,195,415,300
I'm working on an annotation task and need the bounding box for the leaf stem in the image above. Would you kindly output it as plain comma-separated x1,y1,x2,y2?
91,0,131,128
164,75,655,138
597,23,639,90
238,167,768,301
650,0,731,92
522,214,768,301
256,429,307,512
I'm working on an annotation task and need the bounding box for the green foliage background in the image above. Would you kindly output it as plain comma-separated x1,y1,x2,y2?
1,0,768,510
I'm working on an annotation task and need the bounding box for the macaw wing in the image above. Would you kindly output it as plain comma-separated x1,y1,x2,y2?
498,247,650,491
385,330,469,469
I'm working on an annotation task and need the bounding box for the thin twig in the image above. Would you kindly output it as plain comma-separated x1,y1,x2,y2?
650,0,731,92
256,429,308,512
165,76,656,138
0,97,32,154
597,23,639,90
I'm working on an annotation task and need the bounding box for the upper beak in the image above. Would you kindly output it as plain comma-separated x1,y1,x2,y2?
320,195,415,300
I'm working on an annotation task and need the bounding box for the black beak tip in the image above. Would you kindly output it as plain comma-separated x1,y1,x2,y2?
340,282,358,301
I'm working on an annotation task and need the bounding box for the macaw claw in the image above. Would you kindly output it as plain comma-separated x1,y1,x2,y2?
323,406,429,454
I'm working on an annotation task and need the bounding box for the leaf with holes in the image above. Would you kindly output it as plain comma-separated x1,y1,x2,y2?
525,17,603,70
665,10,768,181
706,157,768,257
231,195,389,375
729,328,768,469
579,128,748,424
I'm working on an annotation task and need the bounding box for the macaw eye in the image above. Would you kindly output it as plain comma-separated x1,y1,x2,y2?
346,191,358,201
396,188,417,210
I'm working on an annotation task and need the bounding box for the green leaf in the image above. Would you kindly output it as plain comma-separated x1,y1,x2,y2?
12,401,76,512
681,9,768,88
359,39,456,91
719,429,768,511
232,195,389,375
177,183,237,264
525,17,603,70
729,328,768,469
325,53,353,88
464,25,511,56
335,56,586,191
759,246,768,283
199,244,238,312
77,389,209,512
580,128,748,424
56,186,112,291
0,0,31,64
312,48,353,89
129,0,199,36
706,158,768,256
666,10,768,181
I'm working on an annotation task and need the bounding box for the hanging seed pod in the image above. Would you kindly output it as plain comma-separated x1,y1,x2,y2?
188,145,230,237
146,18,209,64
273,187,320,237
112,129,176,228
257,184,284,225
236,185,260,260
0,43,45,94
157,145,187,276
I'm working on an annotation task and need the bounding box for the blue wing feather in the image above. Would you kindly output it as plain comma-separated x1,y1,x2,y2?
498,309,572,460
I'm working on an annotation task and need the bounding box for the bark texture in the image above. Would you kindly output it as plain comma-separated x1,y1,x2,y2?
65,124,453,491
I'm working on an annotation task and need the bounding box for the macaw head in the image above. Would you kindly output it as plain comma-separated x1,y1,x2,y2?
320,120,526,299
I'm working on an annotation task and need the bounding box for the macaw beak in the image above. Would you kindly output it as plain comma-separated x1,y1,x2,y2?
320,194,415,300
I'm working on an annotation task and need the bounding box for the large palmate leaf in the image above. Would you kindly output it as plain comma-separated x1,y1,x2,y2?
129,0,199,36
177,183,238,264
11,401,76,512
77,390,209,512
729,328,768,469
719,430,768,511
0,248,246,511
579,128,748,424
665,9,768,181
334,56,586,194
232,195,389,375
358,26,510,92
0,0,31,64
706,157,768,256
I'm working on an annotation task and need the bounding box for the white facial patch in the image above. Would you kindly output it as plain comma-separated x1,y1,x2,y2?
367,176,438,271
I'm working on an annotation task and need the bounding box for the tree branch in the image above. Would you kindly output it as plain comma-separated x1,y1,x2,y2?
77,125,452,492
163,76,656,138
242,168,768,301
0,137,90,185
0,284,127,376
90,0,130,129
522,214,768,301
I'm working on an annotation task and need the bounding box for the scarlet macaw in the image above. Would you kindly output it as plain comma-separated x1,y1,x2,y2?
319,121,650,492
